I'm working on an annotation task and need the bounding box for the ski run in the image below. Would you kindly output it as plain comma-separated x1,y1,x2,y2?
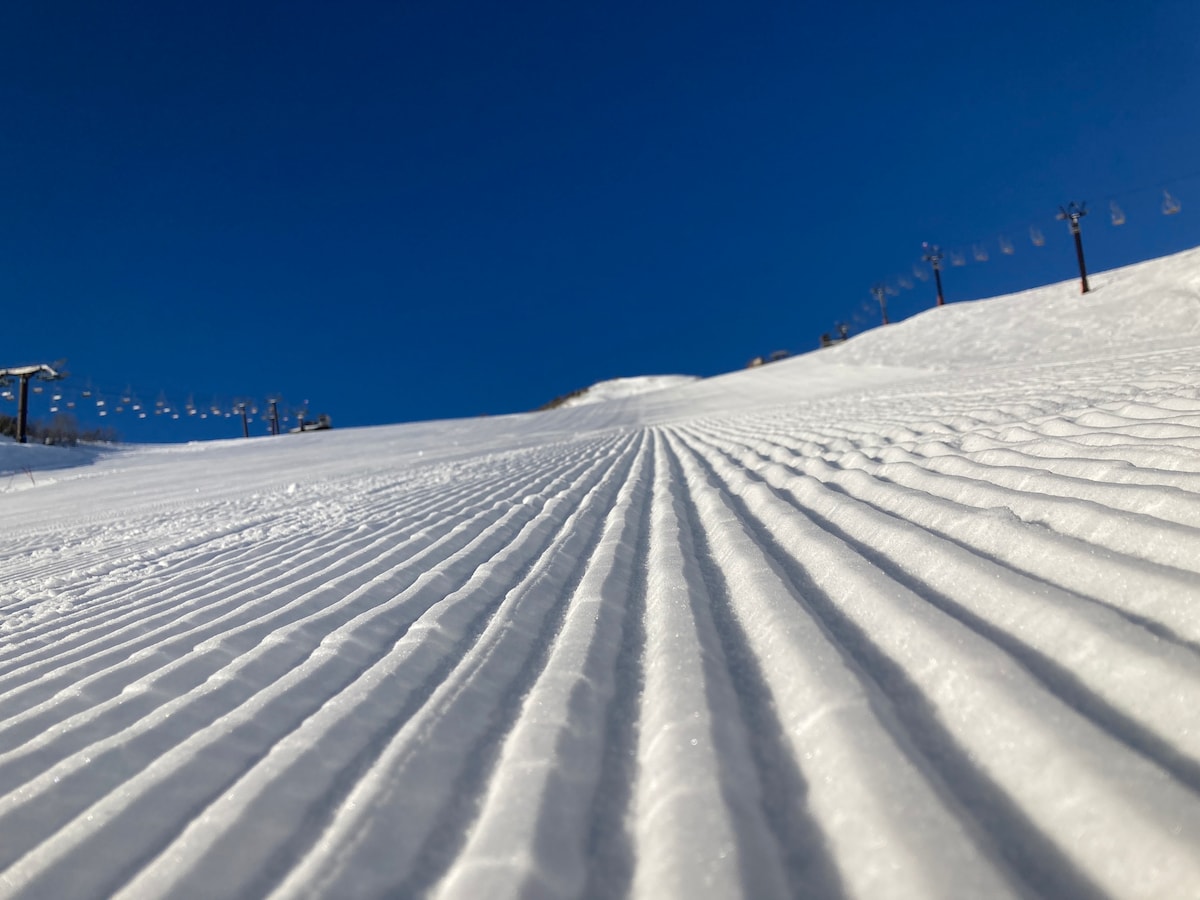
3,247,1200,898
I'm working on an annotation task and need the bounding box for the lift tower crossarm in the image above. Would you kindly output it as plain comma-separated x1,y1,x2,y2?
0,364,63,381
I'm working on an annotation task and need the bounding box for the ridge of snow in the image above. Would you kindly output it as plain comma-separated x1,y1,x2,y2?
552,374,701,408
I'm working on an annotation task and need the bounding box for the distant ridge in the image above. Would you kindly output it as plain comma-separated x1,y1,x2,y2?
539,374,700,410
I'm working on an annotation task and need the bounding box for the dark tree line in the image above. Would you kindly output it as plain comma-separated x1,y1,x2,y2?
0,413,118,446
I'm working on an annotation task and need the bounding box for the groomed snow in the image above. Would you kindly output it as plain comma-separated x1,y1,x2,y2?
3,247,1200,898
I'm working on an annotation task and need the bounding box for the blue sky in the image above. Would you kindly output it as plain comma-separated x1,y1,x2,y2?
4,1,1200,441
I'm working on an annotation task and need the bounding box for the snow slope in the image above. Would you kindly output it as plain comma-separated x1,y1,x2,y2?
3,247,1200,898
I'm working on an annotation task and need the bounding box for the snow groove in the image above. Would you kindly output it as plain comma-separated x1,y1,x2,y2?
0,435,636,897
670,424,1200,898
261,434,646,900
677,425,1200,780
433,431,655,899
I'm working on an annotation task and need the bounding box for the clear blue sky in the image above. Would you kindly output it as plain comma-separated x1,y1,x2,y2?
4,0,1200,441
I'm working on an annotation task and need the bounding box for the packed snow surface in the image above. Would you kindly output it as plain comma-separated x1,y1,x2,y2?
4,247,1200,898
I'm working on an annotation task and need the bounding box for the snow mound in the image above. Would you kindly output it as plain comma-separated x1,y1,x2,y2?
553,374,701,408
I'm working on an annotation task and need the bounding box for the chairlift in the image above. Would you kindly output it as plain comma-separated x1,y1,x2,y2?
1110,201,1126,225
1163,190,1182,215
950,250,966,267
972,244,988,262
898,275,913,290
1030,226,1046,247
998,236,1014,255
